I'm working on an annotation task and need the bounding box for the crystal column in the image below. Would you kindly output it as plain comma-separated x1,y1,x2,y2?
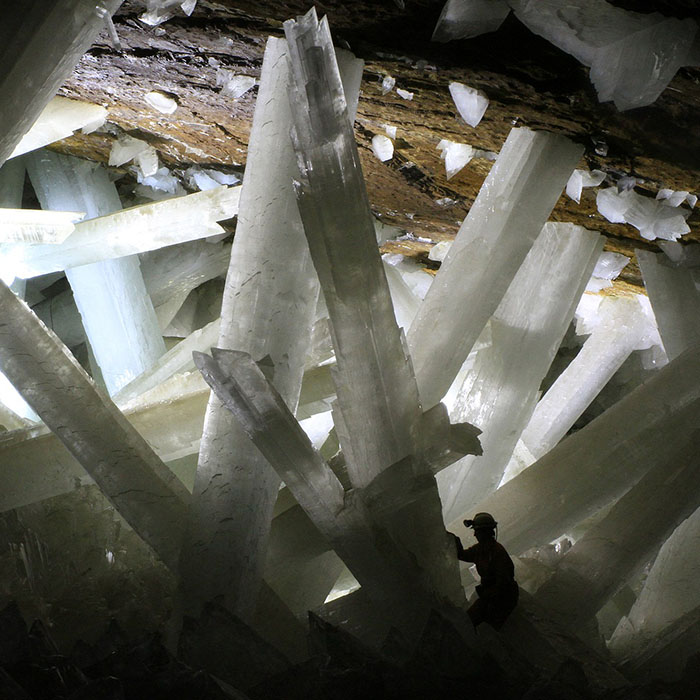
26,150,165,395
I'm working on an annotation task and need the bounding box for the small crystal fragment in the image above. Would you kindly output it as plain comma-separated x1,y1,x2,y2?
597,187,691,241
585,250,629,291
428,240,452,262
396,88,414,100
216,70,256,99
381,75,395,94
437,139,475,179
108,135,159,177
432,0,511,42
144,90,178,114
371,134,394,161
383,124,397,139
565,169,606,203
449,81,488,127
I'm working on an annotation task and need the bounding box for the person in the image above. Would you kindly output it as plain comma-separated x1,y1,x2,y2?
452,512,519,629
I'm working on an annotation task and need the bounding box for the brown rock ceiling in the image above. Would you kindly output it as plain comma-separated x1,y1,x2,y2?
53,0,700,291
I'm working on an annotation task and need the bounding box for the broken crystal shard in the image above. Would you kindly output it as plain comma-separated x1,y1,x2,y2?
535,427,700,629
396,88,414,100
25,151,166,396
371,134,394,161
139,0,197,26
0,279,189,570
381,74,396,94
516,296,653,467
657,187,697,209
185,166,240,191
407,127,583,410
467,341,700,555
449,81,488,127
144,90,178,114
509,0,698,110
565,168,606,204
432,0,510,42
108,135,159,177
437,223,601,522
3,185,239,278
437,139,475,179
637,249,700,361
383,124,397,139
9,97,107,159
285,8,464,606
0,209,83,244
427,240,452,262
216,70,256,99
597,187,691,241
0,0,121,166
585,250,629,292
181,36,345,619
138,166,184,195
383,260,421,330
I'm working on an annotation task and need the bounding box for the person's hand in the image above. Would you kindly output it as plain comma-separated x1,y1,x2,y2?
448,531,463,555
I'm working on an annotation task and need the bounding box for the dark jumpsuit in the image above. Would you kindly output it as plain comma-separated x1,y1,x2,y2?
457,538,519,629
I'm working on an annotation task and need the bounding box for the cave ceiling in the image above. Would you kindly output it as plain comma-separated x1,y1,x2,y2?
52,0,700,291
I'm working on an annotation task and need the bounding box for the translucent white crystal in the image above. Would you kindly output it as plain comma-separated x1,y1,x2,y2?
473,340,700,558
216,70,256,99
138,166,182,194
0,279,189,570
2,185,240,278
383,124,397,139
509,0,698,110
585,250,629,291
428,240,452,262
609,508,700,664
383,260,421,329
9,97,107,159
181,35,359,619
108,135,159,177
0,0,121,165
0,369,210,512
438,223,601,522
597,187,691,241
656,188,694,209
637,249,700,361
371,134,394,161
382,253,434,299
396,88,414,100
516,296,657,468
0,209,84,244
449,81,489,127
144,90,178,114
535,421,700,630
565,168,606,203
25,152,167,396
437,139,475,179
432,0,510,42
139,0,197,26
285,9,464,610
407,127,583,410
381,75,395,94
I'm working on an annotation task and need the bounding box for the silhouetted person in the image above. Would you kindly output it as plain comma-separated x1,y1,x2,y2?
452,512,518,629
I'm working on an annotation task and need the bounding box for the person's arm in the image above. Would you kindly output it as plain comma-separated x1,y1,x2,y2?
457,542,478,564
